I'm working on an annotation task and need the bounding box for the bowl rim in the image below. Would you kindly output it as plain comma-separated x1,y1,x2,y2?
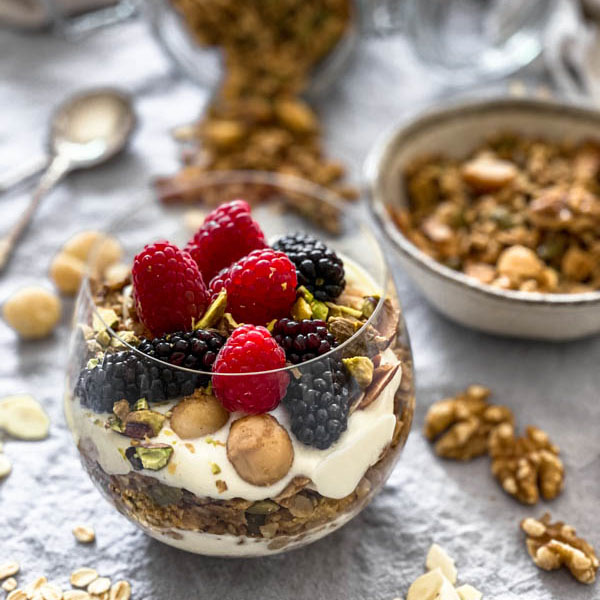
81,169,395,377
364,95,600,308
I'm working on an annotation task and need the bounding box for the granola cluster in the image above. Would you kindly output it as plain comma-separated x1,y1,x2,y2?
521,514,599,584
394,134,600,293
156,0,356,232
423,386,564,505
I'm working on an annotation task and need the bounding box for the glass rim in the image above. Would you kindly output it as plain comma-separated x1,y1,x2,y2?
81,169,392,378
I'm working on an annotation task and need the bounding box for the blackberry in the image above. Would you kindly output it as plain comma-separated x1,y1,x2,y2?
273,233,345,301
75,329,225,413
283,356,356,450
272,318,337,364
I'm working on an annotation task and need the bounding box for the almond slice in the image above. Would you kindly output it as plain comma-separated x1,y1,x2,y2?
0,561,19,580
0,395,49,440
70,569,98,589
456,584,483,600
426,543,458,584
87,577,110,596
406,568,459,600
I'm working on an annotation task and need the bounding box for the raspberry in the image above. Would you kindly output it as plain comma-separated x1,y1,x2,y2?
273,232,346,301
272,318,337,364
213,325,289,413
210,248,297,325
132,241,209,337
186,200,267,282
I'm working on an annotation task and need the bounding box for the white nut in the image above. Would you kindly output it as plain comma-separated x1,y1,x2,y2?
2,578,17,592
0,395,50,440
426,543,458,584
40,583,62,600
461,156,517,191
0,560,19,579
72,525,95,544
70,569,98,589
50,252,86,295
87,577,111,596
497,245,544,281
103,263,130,287
109,581,131,600
456,584,483,600
3,286,61,340
63,231,122,274
406,568,459,600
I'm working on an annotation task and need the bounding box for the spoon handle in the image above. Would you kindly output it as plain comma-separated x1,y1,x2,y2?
0,155,71,273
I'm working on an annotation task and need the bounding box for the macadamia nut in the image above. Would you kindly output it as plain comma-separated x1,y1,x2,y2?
50,230,123,296
50,252,86,295
170,391,229,439
227,414,293,486
497,245,544,282
3,286,61,339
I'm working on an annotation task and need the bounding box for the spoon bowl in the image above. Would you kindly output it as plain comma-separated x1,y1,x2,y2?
50,88,136,167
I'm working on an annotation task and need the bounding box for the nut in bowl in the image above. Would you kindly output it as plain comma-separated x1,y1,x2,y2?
366,97,600,341
64,172,415,557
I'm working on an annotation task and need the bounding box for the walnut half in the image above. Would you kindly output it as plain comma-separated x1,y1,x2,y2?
423,385,514,460
489,424,564,505
521,513,599,584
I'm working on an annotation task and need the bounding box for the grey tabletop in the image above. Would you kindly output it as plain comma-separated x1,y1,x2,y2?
1,18,599,600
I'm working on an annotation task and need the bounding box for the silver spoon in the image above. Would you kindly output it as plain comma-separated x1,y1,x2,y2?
0,88,136,272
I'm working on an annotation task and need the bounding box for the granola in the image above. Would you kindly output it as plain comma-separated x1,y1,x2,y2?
155,0,357,232
394,134,600,293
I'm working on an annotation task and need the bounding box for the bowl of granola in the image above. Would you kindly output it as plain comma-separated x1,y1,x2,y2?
64,172,414,556
366,97,600,340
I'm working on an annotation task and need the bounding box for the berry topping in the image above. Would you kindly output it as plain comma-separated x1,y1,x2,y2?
132,241,209,337
213,324,289,414
272,318,337,364
186,200,267,282
273,233,346,301
283,356,355,449
76,329,225,412
209,248,297,325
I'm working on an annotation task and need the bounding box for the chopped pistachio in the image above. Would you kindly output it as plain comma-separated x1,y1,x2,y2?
291,297,312,321
342,356,374,389
210,462,221,475
196,290,227,329
107,415,124,433
361,295,380,319
326,302,363,319
96,330,111,347
297,285,314,302
310,300,329,321
92,308,119,331
86,358,99,370
133,398,149,412
126,443,173,471
266,319,277,332
124,409,166,438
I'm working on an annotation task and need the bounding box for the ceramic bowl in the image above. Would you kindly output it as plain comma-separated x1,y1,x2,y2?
365,97,600,341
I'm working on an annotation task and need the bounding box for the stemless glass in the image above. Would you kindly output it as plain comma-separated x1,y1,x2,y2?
64,172,414,557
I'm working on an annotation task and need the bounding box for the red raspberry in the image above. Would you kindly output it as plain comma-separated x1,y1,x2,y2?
185,200,267,282
213,325,289,413
132,241,209,337
210,248,297,325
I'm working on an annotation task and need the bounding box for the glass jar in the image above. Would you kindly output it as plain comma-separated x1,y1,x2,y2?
64,172,415,556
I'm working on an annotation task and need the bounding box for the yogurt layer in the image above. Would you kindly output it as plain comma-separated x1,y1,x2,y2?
66,257,402,502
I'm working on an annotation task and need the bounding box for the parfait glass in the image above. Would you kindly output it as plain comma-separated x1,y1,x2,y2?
65,172,415,556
